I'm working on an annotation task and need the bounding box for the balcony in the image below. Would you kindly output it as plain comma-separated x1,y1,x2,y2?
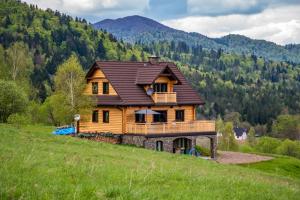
126,120,215,135
152,92,177,103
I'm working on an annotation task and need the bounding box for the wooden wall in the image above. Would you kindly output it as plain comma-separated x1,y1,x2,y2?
84,68,117,95
79,105,196,134
79,107,123,133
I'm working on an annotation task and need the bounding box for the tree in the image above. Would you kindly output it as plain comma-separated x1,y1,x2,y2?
52,54,93,124
218,122,238,151
224,112,241,127
247,127,256,147
41,94,73,126
6,42,33,81
272,115,300,140
0,80,28,122
0,45,8,79
130,54,138,61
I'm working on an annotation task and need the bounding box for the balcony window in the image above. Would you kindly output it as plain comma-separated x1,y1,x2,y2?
92,110,98,122
92,82,98,94
175,110,185,122
103,82,109,94
153,110,167,122
153,83,167,92
135,113,146,123
103,110,109,123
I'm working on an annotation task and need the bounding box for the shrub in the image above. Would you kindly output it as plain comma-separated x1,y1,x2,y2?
254,137,281,154
0,80,28,122
195,145,211,156
7,113,30,127
239,144,255,153
276,139,300,159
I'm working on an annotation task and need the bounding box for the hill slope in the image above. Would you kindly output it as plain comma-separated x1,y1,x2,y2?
94,15,300,63
0,0,145,99
0,124,299,199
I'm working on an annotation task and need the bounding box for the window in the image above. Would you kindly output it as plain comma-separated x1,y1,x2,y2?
135,113,146,123
153,83,168,92
175,110,185,122
92,82,98,94
103,110,109,123
92,110,98,122
156,141,163,151
153,110,167,122
103,82,109,94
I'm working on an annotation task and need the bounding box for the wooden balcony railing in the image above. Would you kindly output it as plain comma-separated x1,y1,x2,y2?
152,92,177,103
126,120,215,135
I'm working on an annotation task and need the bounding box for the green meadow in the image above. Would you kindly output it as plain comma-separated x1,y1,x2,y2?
0,124,299,200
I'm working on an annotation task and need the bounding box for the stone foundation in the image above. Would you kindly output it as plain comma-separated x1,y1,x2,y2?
121,134,217,158
122,135,146,147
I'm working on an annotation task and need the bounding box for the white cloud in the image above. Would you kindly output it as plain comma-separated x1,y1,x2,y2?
23,0,149,21
162,5,300,45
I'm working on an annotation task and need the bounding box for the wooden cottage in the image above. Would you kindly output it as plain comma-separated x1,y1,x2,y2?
79,57,217,158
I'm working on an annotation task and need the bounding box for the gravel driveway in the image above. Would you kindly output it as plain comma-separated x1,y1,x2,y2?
216,151,273,164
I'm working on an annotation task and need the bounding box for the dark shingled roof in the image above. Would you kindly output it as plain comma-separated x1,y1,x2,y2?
96,95,123,105
86,61,204,106
135,65,181,85
233,127,248,137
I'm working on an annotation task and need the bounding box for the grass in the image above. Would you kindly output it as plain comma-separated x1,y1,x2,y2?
240,155,300,179
0,124,300,199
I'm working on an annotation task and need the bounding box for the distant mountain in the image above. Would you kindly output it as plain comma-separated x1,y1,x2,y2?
93,15,300,63
93,15,224,50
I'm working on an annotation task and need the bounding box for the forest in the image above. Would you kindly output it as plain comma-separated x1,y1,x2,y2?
141,41,300,126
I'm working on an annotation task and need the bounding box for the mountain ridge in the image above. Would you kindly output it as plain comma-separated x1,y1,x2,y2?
93,15,300,63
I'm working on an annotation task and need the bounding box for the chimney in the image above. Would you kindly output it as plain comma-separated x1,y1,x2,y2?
148,55,160,65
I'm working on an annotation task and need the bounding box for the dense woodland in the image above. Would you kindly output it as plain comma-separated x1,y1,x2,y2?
0,0,146,100
0,1,299,148
141,41,300,126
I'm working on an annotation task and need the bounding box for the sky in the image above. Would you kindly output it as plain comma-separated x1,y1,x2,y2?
23,0,300,45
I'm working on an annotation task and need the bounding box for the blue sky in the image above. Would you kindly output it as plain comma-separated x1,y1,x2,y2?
23,0,300,45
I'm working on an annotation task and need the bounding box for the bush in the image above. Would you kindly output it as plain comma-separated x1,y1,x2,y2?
239,144,255,153
276,139,300,159
7,113,31,127
254,137,281,154
195,145,211,156
0,80,28,122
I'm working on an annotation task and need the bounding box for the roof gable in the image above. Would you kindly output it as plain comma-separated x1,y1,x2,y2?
135,65,181,85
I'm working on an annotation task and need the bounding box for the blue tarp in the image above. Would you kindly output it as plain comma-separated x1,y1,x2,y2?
52,126,75,135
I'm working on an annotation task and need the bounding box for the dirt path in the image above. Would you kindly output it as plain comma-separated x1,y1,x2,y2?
216,151,274,164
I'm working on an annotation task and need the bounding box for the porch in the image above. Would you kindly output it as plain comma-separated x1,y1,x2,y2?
126,120,215,135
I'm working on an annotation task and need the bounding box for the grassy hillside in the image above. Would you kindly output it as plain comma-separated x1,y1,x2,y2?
0,124,299,199
240,155,300,179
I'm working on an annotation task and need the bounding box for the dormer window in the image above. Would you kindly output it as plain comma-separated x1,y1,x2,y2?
92,82,98,94
153,83,167,92
103,82,109,94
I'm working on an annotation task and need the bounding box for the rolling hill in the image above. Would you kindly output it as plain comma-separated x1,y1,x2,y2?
0,124,300,199
94,15,300,63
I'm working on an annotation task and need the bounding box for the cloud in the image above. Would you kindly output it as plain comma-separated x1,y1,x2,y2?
23,0,149,22
162,5,300,45
187,0,300,16
22,0,300,44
